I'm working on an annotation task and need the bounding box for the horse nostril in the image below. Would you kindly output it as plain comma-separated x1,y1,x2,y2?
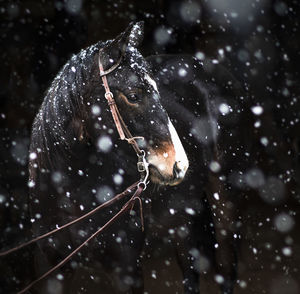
173,161,185,178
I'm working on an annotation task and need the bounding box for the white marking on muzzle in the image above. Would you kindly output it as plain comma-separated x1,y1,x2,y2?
168,118,189,177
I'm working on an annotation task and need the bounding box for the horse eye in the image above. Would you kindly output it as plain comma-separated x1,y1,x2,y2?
127,93,139,103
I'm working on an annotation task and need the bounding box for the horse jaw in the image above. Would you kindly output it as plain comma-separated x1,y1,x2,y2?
147,118,189,186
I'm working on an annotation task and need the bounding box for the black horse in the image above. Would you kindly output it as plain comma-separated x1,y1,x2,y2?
8,21,293,294
9,23,248,294
27,22,189,294
1,19,298,294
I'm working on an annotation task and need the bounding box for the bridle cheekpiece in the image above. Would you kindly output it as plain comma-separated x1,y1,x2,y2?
98,51,149,189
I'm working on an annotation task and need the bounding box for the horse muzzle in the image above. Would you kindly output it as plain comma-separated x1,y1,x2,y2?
148,155,189,186
144,118,189,186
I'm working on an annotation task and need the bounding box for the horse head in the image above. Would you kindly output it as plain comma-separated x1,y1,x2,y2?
87,22,189,186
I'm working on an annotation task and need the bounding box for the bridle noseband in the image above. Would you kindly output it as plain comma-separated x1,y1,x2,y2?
98,52,149,188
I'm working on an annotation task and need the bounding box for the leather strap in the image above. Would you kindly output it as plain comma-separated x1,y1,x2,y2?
98,54,143,156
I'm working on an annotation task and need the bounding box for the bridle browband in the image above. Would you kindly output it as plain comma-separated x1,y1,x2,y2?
98,51,149,188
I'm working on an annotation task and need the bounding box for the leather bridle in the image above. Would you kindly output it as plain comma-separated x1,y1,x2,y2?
98,52,149,188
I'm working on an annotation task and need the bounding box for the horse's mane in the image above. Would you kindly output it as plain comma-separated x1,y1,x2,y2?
29,42,104,176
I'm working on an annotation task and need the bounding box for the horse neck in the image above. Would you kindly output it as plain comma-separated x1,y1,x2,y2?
30,54,96,166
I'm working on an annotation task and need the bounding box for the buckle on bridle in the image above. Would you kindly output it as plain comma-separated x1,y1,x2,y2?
137,161,146,172
137,150,147,172
104,91,114,99
137,150,149,190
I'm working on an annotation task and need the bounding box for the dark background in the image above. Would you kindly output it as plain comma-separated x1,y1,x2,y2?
0,0,300,293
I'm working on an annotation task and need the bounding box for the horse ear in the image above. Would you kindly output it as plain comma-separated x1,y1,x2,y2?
99,22,144,72
126,21,144,48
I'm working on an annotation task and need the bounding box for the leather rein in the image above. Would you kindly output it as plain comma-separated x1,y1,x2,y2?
0,51,151,294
